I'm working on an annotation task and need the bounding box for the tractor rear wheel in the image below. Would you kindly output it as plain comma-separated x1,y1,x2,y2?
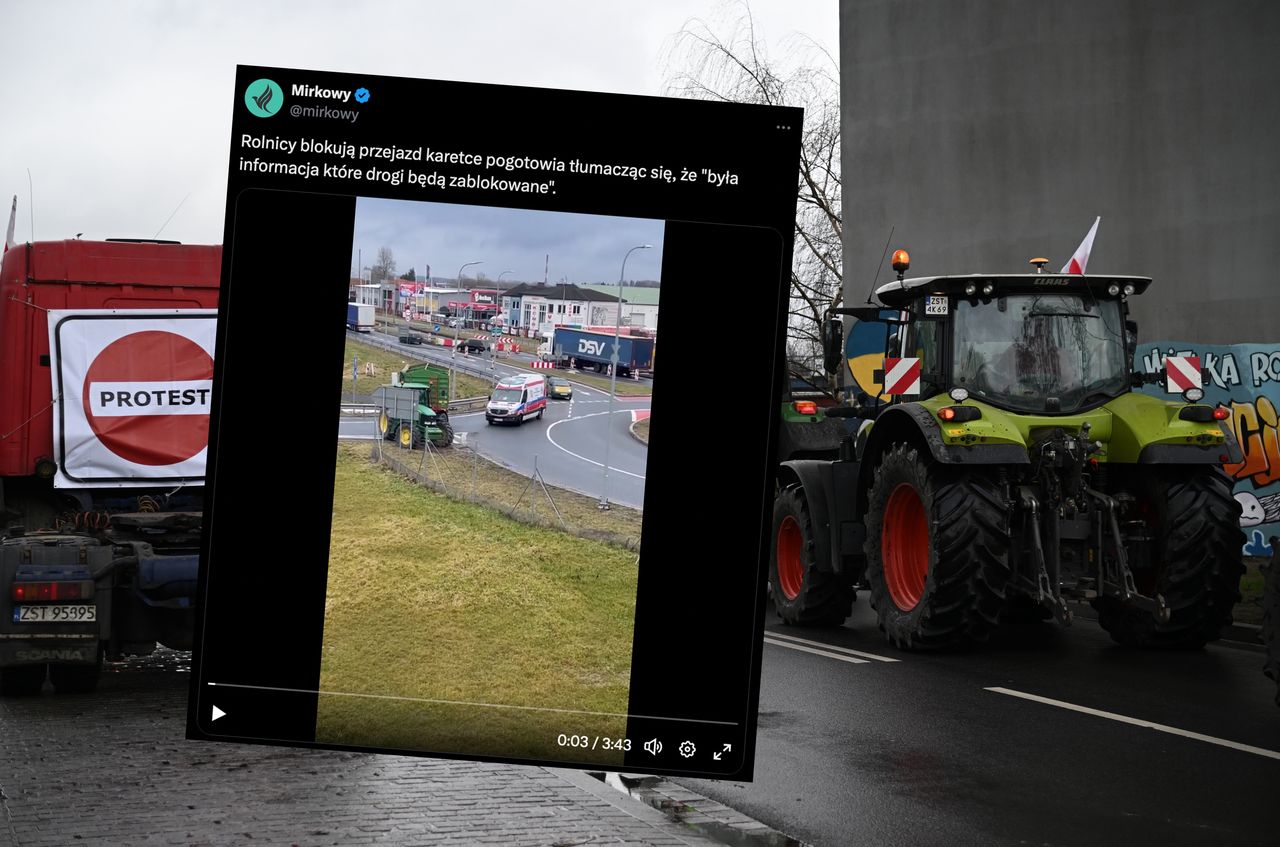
863,444,1010,649
1095,467,1244,649
770,485,854,626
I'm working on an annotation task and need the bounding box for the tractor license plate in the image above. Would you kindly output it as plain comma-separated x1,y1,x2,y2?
12,605,97,623
925,295,949,315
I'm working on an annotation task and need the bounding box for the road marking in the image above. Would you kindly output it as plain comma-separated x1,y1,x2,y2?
764,636,870,665
985,687,1280,761
765,630,900,663
545,411,646,480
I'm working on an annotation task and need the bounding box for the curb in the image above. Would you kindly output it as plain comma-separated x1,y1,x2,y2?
567,770,808,846
628,416,650,447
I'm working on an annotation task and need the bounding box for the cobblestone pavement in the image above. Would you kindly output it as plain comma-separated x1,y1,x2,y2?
0,650,723,847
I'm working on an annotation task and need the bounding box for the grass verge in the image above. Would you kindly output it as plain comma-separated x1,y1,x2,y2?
631,417,651,445
375,441,643,544
343,337,494,400
317,445,637,764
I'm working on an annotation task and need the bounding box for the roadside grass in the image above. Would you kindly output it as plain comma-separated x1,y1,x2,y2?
316,446,637,763
342,337,494,400
372,441,644,544
632,417,651,445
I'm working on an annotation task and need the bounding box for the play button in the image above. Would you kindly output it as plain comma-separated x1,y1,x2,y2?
211,705,226,722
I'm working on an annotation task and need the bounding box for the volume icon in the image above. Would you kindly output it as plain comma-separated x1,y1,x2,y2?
643,738,663,756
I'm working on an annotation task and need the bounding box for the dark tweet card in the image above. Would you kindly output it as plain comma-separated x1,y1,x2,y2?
188,66,800,780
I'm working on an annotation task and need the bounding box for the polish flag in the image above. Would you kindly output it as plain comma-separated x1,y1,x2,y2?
1061,216,1100,274
3,196,15,253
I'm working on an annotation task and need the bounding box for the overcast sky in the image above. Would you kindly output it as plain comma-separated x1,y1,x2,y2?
1,1,836,250
354,199,664,285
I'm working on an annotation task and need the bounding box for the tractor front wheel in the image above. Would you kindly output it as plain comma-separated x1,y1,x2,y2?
863,444,1010,649
432,414,455,448
769,486,854,626
1096,468,1245,649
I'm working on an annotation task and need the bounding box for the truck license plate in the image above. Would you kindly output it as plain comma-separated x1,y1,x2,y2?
12,605,97,623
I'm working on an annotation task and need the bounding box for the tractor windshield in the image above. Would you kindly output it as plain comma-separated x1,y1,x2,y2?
952,293,1128,414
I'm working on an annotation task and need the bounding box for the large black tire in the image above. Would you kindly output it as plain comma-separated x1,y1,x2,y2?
49,648,102,695
0,663,46,697
432,415,454,448
770,486,855,626
1095,468,1244,649
1258,538,1278,706
863,444,1010,649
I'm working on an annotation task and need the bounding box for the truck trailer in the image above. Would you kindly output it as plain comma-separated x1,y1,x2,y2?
540,327,654,377
0,238,221,695
347,302,374,332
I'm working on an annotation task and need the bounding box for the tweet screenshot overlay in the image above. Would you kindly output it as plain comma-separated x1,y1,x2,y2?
189,66,800,779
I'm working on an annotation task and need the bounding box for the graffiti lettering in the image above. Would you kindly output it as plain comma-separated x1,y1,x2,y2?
1223,396,1280,486
1250,351,1280,388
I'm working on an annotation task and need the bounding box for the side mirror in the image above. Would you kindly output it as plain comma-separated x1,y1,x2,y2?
822,317,844,374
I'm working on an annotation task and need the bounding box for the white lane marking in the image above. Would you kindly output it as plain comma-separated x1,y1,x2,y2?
338,435,375,441
765,631,900,663
764,636,869,665
985,687,1280,761
545,411,646,480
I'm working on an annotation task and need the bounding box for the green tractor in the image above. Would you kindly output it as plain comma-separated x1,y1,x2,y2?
377,362,455,449
772,252,1246,649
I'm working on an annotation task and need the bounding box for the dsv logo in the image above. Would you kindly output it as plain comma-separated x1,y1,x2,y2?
578,340,607,355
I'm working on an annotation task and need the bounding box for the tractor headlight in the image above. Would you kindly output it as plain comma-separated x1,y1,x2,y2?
964,282,977,296
949,388,970,403
1123,284,1135,296
982,283,994,296
1182,387,1205,403
1107,284,1120,296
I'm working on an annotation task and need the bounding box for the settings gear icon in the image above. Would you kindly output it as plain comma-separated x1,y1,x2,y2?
678,740,696,759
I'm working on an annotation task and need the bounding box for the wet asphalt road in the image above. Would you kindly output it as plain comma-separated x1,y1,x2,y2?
676,602,1280,847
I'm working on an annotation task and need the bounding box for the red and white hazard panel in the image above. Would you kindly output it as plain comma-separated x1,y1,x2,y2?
883,357,921,396
47,310,217,488
1164,355,1202,394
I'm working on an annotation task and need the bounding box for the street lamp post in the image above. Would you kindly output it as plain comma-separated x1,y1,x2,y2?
451,260,483,402
599,244,651,510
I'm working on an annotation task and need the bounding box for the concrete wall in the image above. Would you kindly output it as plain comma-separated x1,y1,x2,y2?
840,0,1280,343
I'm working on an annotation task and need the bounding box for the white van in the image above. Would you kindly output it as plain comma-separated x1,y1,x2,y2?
485,374,547,425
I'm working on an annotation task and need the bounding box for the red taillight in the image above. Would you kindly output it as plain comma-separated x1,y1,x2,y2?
793,400,818,416
11,581,88,602
938,406,981,423
1213,407,1229,420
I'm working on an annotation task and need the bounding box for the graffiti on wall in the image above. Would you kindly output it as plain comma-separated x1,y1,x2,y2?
1138,342,1280,556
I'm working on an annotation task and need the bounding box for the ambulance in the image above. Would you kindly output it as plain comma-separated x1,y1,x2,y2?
485,373,547,425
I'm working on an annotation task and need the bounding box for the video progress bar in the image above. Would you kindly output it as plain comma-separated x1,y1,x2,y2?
206,681,739,726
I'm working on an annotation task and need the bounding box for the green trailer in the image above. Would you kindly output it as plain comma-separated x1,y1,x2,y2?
377,362,454,449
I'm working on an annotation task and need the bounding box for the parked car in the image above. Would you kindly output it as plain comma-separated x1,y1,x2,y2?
548,377,573,400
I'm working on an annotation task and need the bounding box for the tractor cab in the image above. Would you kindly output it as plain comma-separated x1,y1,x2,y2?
827,251,1150,417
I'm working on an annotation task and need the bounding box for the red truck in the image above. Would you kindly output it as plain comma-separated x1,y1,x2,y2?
0,238,220,695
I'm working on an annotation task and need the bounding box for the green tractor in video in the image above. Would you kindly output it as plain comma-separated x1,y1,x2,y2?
772,251,1245,649
377,362,455,449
